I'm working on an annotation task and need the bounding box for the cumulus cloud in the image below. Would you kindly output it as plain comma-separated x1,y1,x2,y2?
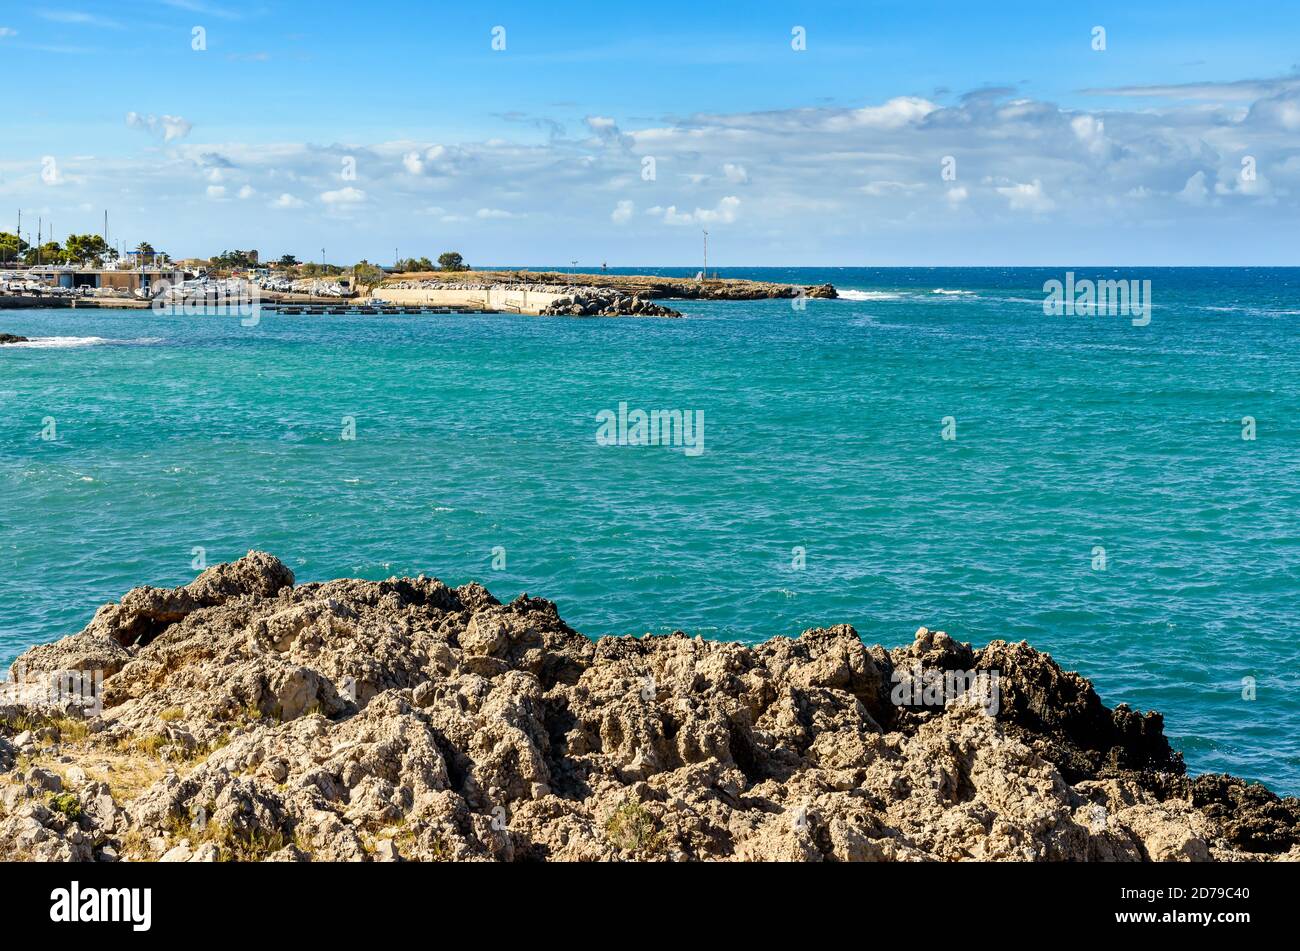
584,115,632,149
995,180,1055,213
126,112,192,142
20,76,1300,262
321,187,365,204
722,163,749,184
648,196,741,226
402,145,447,175
1247,90,1300,131
1178,171,1210,205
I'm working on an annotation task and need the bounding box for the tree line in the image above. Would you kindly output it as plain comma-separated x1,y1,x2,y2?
0,234,169,267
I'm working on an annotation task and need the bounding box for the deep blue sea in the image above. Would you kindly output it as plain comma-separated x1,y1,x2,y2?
1,267,1297,792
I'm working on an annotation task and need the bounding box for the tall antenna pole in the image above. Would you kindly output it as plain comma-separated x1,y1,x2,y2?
702,229,708,280
37,218,42,267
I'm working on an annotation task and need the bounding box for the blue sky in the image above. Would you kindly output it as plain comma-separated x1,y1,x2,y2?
2,0,1299,264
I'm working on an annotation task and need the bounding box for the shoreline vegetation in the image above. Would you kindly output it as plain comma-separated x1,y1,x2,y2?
1,552,1295,862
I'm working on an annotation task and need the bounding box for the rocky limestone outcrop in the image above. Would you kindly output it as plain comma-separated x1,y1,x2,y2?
0,333,30,345
1,552,1294,862
384,270,838,303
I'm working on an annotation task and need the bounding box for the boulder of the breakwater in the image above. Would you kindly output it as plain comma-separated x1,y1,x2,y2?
539,290,681,318
2,553,1296,862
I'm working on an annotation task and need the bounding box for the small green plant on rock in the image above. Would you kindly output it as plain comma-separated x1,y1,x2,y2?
48,792,82,821
604,800,663,854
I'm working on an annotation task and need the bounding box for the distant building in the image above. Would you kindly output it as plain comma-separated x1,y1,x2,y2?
26,265,188,293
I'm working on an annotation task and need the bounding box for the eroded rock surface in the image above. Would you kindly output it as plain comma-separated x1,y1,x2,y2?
1,552,1294,862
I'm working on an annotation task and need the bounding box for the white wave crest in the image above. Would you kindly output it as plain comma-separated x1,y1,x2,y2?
838,289,903,301
2,336,164,349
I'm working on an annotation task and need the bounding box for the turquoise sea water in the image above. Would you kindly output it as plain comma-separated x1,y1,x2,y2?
1,267,1297,793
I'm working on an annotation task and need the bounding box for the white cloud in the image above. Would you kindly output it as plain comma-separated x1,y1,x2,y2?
19,78,1300,263
1070,115,1111,158
649,195,741,226
321,187,365,204
1084,75,1300,102
40,10,123,29
205,185,226,199
861,181,924,197
0,27,16,37
126,112,193,142
1247,90,1300,131
995,180,1055,213
1177,171,1210,205
400,145,448,176
238,185,255,199
826,96,937,131
722,162,749,184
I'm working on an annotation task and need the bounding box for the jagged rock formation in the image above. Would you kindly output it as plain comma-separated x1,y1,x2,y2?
1,552,1295,862
0,333,30,345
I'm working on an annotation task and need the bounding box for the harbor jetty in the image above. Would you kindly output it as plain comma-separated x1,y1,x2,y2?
387,269,838,302
373,270,836,316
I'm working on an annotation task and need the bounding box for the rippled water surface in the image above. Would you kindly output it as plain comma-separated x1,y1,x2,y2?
1,267,1297,791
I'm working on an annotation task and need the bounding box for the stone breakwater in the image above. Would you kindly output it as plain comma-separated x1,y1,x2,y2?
444,269,840,302
379,270,839,314
1,552,1296,862
375,280,682,317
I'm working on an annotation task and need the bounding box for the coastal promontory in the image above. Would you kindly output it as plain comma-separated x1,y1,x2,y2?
1,552,1295,862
